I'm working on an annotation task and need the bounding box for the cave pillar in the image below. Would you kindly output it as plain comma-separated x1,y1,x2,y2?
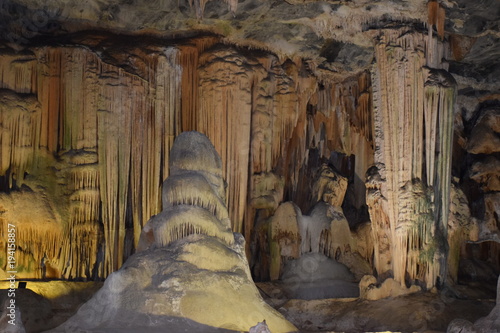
368,28,456,289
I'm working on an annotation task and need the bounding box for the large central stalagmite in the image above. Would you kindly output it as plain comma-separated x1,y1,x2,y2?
47,131,297,333
367,27,456,289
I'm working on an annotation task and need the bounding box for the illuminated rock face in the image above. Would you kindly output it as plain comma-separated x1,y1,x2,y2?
0,43,186,279
0,35,373,280
47,131,297,333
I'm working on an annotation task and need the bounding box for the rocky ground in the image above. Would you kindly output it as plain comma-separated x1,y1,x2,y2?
0,279,497,333
257,281,497,333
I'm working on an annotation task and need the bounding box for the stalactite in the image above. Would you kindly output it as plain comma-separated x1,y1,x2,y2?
437,6,446,40
0,53,37,94
0,34,381,282
427,0,438,26
0,191,64,279
179,37,218,133
292,73,373,213
0,90,41,187
196,47,255,234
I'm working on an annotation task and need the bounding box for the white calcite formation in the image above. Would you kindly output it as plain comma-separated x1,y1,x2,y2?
268,164,372,284
281,252,359,299
46,131,297,333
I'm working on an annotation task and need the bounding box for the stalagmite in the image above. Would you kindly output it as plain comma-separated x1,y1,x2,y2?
50,131,297,333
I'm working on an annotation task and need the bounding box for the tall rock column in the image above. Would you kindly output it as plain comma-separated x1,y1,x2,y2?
368,27,456,289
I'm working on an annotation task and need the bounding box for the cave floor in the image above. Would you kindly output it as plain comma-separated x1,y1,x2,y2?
257,282,496,333
0,280,496,333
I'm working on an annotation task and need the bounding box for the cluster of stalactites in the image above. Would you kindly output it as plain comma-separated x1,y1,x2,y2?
0,90,41,188
427,0,446,40
0,45,185,278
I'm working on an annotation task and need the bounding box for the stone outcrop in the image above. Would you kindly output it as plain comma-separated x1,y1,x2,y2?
359,275,421,301
312,164,348,207
265,164,372,282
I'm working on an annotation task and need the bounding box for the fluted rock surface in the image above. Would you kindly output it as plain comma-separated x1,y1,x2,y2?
0,33,373,279
367,27,457,289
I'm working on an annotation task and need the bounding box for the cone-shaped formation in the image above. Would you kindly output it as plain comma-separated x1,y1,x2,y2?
48,131,297,332
139,131,233,249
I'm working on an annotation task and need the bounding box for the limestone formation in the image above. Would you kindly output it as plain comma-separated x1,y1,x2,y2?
267,174,372,282
367,27,457,289
447,181,475,283
47,131,297,333
312,164,348,207
268,202,302,281
467,108,500,155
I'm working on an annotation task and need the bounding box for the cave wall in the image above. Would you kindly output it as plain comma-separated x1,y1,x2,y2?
0,34,372,279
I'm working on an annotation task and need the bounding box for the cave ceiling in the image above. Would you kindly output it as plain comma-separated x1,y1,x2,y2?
0,0,499,84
